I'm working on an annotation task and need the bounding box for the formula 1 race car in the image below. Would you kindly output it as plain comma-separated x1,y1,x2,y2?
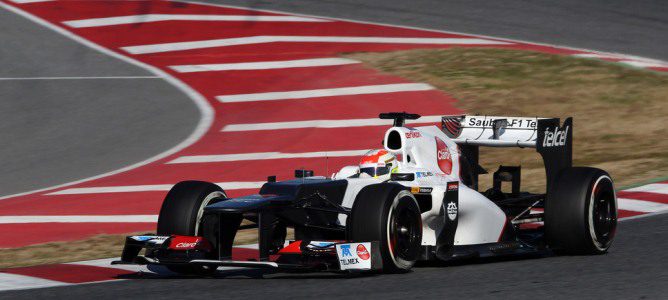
115,112,617,274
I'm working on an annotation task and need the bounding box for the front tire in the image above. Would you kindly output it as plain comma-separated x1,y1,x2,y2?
157,181,226,275
347,184,422,272
545,167,617,254
157,180,226,236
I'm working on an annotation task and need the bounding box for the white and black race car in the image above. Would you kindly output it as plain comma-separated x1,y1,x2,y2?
115,112,617,274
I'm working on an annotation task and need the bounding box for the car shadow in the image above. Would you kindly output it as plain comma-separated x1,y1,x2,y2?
115,251,552,281
116,266,378,280
415,250,551,268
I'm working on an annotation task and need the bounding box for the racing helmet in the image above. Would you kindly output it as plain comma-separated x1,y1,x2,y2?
359,149,398,179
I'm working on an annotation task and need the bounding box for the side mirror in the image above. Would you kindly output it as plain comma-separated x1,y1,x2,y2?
295,169,314,178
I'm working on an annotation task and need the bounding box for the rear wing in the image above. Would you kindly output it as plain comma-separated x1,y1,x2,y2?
443,115,545,148
441,115,573,191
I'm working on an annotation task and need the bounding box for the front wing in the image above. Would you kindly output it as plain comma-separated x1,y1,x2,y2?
113,235,383,273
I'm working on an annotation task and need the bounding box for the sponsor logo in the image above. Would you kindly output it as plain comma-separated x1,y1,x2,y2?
339,258,360,266
339,244,353,257
131,235,163,241
411,186,433,194
447,182,458,191
130,236,153,242
508,118,537,128
438,149,451,160
308,241,336,248
442,116,463,138
542,126,569,147
168,236,208,251
468,117,536,129
357,244,370,260
175,242,198,249
447,201,458,221
416,171,433,178
338,244,359,265
405,131,422,139
131,236,168,244
336,242,372,270
435,138,453,175
419,187,433,193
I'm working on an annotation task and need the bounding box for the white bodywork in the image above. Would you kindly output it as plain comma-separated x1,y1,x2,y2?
333,125,506,246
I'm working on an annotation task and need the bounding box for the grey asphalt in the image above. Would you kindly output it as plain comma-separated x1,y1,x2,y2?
1,0,666,298
0,6,199,197
3,214,666,299
208,0,668,61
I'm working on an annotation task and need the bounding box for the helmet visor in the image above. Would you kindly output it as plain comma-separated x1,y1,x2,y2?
360,166,390,177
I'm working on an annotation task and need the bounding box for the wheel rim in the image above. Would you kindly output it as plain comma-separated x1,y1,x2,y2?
195,191,225,235
589,176,617,250
387,193,422,265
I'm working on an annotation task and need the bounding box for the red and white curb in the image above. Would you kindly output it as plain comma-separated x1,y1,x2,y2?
0,0,667,291
0,244,260,292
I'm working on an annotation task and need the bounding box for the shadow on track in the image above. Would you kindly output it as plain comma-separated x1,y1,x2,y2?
115,251,556,281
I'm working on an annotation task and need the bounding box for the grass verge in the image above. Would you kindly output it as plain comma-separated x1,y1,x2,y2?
346,48,668,191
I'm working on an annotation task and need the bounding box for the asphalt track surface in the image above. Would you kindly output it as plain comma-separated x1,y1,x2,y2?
2,214,666,299
1,0,666,298
0,7,199,197
209,0,668,60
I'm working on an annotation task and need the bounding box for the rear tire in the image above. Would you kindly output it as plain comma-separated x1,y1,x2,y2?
347,184,422,272
157,181,226,275
545,167,617,254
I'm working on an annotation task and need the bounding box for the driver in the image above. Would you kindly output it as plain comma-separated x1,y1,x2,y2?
359,149,398,179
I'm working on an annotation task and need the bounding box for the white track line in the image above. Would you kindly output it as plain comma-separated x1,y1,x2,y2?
618,198,668,213
216,83,434,103
625,183,668,194
63,14,327,28
572,53,627,59
619,60,668,68
0,273,68,292
121,36,511,54
222,115,444,132
572,53,663,63
46,181,266,196
0,254,249,292
170,57,358,73
572,53,668,68
0,215,158,224
66,258,159,273
0,2,214,202
9,0,53,3
168,149,369,164
0,76,159,81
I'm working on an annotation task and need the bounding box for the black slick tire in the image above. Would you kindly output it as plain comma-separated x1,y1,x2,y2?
545,167,617,254
156,181,226,275
347,184,422,272
157,180,225,236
